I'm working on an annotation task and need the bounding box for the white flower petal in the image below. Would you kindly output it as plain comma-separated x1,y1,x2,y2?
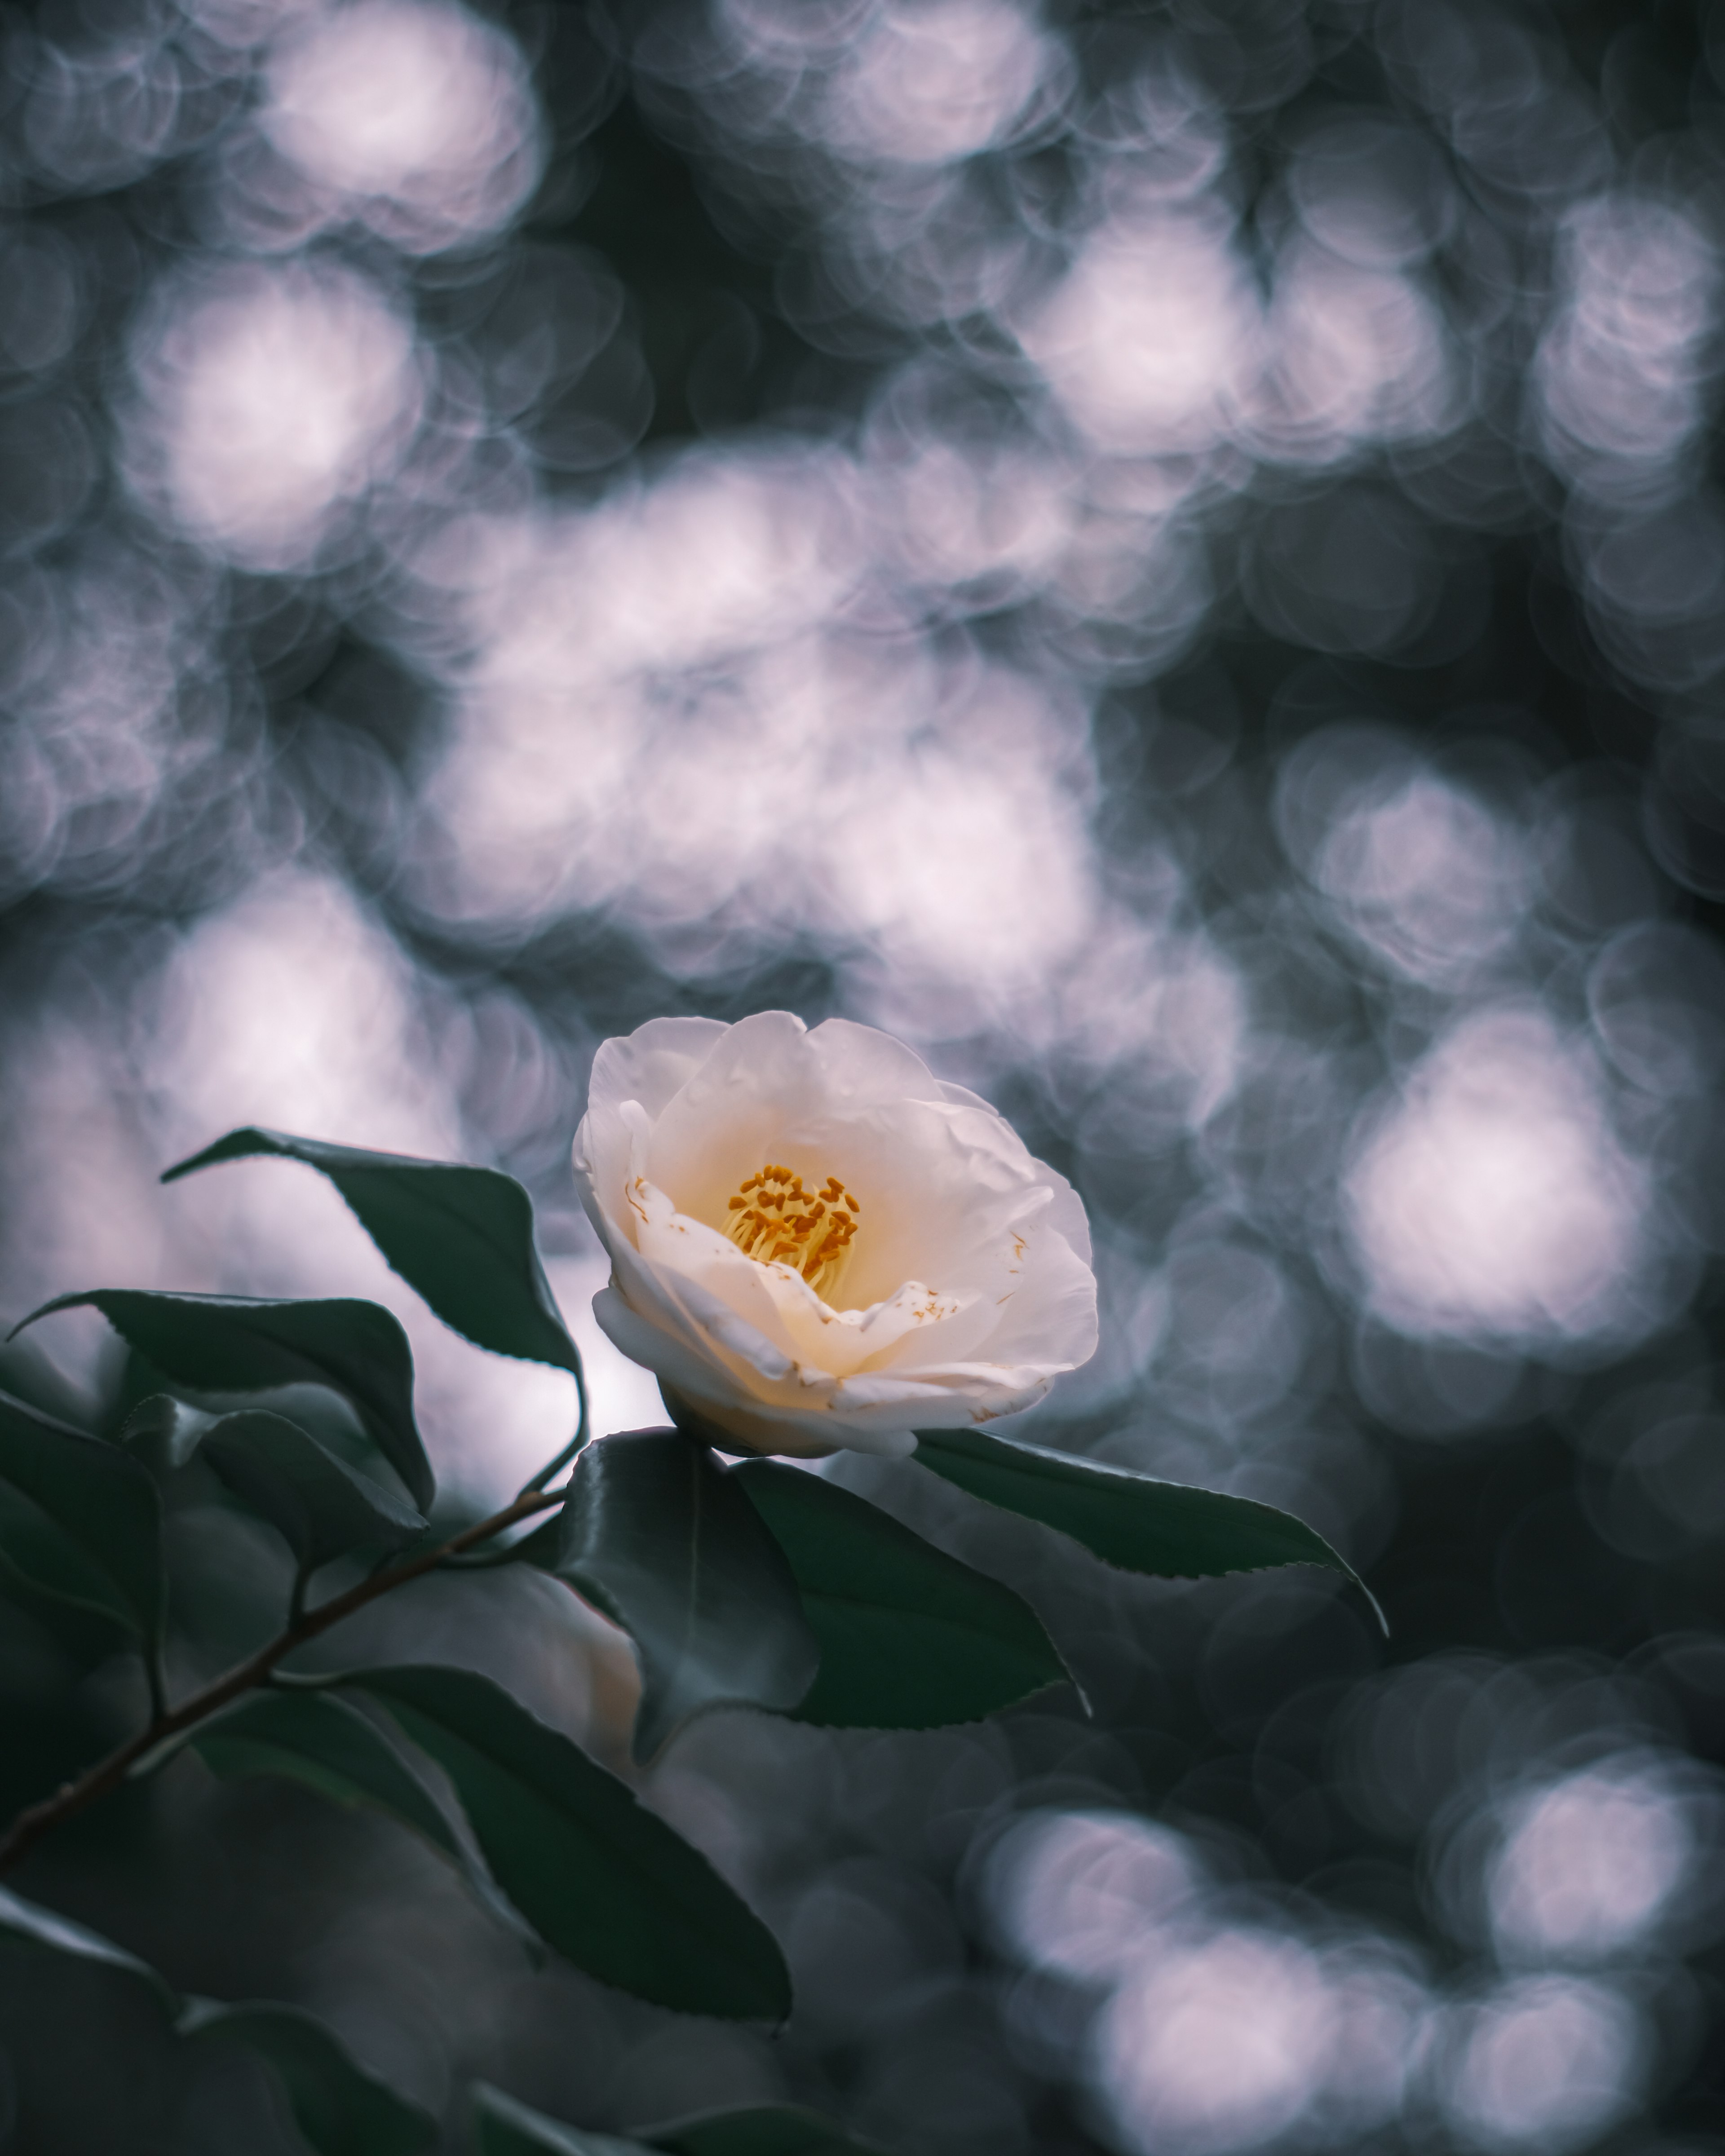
571,1012,1099,1458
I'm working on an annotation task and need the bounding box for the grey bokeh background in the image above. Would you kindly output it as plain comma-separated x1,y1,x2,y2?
1,0,1725,2149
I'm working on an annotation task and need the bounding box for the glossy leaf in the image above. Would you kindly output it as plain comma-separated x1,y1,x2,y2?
118,1391,220,1472
178,1999,437,2156
913,1427,1386,1629
643,2107,891,2156
0,1385,163,1645
556,1431,818,1761
0,1884,177,2010
346,1664,791,2020
18,1291,434,1511
734,1462,1068,1729
473,2083,649,2156
164,1129,580,1374
200,1411,425,1571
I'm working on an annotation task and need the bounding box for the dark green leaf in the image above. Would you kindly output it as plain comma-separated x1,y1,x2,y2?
191,1689,466,1861
556,1431,818,1762
18,1291,434,1511
0,1333,98,1432
200,1411,425,1571
0,1478,134,1634
913,1428,1386,1629
0,1385,163,1645
164,1129,580,1375
734,1462,1068,1729
642,2107,891,2156
345,1664,791,2020
189,1689,536,1952
118,1391,220,1471
473,2082,650,2156
0,1884,177,2010
178,1999,437,2156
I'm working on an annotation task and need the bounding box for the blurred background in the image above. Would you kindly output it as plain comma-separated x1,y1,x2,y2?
1,0,1724,2147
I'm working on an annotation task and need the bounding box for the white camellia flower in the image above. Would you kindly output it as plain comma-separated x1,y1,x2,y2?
573,1012,1098,1458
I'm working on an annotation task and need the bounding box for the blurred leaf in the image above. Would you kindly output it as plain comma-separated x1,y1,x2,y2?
118,1391,220,1472
189,1689,537,1951
0,1333,98,1432
346,1664,792,2020
164,1129,581,1374
191,1688,465,1857
470,2087,889,2156
0,1384,163,1646
473,2082,650,2156
913,1429,1386,1628
178,1998,437,2156
18,1291,435,1511
0,1884,177,2010
199,1410,425,1572
642,2106,891,2156
554,1430,818,1761
734,1462,1069,1729
0,1478,135,1636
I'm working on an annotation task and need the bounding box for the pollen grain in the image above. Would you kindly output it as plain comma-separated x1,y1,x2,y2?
724,1163,860,1300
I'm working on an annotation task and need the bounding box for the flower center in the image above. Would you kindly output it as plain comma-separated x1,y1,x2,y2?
725,1162,861,1301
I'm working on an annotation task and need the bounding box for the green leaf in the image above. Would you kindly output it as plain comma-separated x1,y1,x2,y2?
178,1999,437,2156
0,1884,177,2010
188,1689,536,1952
191,1689,467,1862
912,1428,1387,1629
734,1462,1068,1730
469,2088,890,2156
17,1291,435,1512
0,1894,436,2156
199,1411,425,1572
642,2107,891,2156
345,1664,791,2021
555,1431,818,1762
164,1129,581,1375
0,1333,98,1432
0,1479,133,1635
118,1391,220,1471
0,1385,164,1646
473,2082,650,2156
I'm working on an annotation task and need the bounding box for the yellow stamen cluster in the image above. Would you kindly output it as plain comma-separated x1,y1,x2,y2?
725,1162,861,1299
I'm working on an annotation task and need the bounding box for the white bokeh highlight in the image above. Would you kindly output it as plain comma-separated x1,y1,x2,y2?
261,0,542,250
132,259,422,570
1345,1007,1653,1344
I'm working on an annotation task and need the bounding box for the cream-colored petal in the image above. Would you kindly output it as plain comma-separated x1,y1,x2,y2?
575,1016,730,1249
575,1012,1099,1462
644,1010,951,1235
587,1014,732,1122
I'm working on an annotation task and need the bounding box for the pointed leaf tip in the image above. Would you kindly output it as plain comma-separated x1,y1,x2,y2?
163,1127,582,1376
913,1427,1388,1635
345,1664,792,2020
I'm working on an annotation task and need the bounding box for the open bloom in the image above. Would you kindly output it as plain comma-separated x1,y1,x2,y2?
573,1012,1098,1458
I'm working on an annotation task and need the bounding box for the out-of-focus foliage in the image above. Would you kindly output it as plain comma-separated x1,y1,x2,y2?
0,0,1723,2149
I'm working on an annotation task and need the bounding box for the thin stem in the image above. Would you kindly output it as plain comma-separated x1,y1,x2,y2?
0,1484,562,1879
517,1363,591,1498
